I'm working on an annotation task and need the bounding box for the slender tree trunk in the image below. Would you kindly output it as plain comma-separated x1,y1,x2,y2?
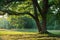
32,0,42,33
35,18,42,33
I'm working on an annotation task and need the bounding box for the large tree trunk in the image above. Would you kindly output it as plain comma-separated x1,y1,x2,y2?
41,16,47,33
32,0,49,33
41,12,50,34
41,0,49,33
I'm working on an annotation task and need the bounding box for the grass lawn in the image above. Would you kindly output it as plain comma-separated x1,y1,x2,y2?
0,29,60,40
0,30,37,35
47,30,60,35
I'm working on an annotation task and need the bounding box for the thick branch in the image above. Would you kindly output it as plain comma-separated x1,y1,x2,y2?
32,0,42,15
42,0,49,14
0,9,35,19
32,0,38,18
32,0,42,32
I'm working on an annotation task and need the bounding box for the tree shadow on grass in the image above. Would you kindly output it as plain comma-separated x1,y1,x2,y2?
48,33,60,37
38,31,60,38
44,31,60,37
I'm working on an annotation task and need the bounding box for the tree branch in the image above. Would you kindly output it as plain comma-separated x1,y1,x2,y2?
32,0,38,18
4,0,26,5
0,9,35,19
32,0,42,15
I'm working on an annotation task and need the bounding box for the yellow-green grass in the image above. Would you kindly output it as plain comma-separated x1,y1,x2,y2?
0,30,37,34
0,30,48,36
0,30,60,40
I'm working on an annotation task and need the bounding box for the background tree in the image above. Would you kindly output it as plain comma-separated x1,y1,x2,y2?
0,0,60,34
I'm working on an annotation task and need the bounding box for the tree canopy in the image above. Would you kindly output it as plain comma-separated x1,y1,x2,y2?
0,0,60,33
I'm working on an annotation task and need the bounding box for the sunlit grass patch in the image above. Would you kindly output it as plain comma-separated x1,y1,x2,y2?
0,30,37,35
0,30,48,37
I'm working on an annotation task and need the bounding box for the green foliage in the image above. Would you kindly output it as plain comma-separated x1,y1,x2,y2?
5,15,36,29
0,0,60,30
7,15,25,29
21,16,36,29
